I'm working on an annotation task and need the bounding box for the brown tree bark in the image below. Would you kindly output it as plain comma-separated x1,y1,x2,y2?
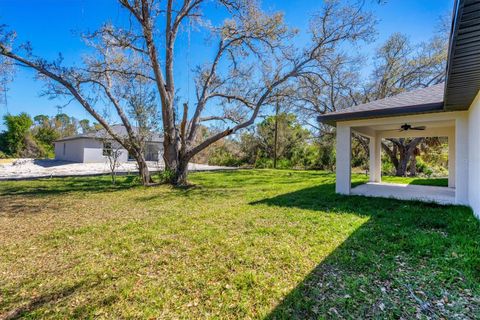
133,150,153,185
409,153,417,177
382,138,423,177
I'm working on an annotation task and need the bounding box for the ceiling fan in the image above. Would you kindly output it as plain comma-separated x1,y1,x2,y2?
399,123,426,132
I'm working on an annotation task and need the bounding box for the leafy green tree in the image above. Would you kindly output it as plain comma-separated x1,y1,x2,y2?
33,126,59,157
233,113,315,169
1,113,33,156
33,114,49,126
79,119,91,134
54,113,77,137
256,113,311,164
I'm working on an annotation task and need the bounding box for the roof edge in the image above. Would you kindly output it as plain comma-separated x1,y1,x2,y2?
317,102,445,125
443,0,463,110
54,136,94,143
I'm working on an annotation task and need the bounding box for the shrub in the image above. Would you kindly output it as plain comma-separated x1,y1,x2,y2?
254,157,273,168
315,143,335,170
157,168,176,184
208,147,242,167
382,159,395,175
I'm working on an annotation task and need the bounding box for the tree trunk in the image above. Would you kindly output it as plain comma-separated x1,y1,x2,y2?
133,150,153,186
163,155,189,186
161,135,191,187
396,144,408,176
409,154,417,177
383,138,423,177
173,159,189,186
273,101,279,169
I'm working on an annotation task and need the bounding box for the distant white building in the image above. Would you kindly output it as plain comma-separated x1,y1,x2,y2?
54,125,163,163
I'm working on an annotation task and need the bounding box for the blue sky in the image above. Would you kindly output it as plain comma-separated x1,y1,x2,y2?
0,0,453,129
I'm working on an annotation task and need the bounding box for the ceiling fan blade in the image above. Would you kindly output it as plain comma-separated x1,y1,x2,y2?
411,126,426,130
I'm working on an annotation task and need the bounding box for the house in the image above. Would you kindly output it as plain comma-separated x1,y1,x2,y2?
318,0,480,218
54,125,163,163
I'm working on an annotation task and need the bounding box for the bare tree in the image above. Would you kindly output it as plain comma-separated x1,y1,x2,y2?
366,30,448,176
0,37,13,106
0,0,374,185
285,52,371,167
101,139,123,185
0,25,157,184
287,52,365,141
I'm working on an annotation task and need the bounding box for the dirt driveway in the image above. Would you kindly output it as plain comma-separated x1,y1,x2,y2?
0,159,235,180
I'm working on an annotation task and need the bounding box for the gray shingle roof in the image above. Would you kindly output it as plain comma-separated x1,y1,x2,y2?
55,124,163,143
318,83,445,124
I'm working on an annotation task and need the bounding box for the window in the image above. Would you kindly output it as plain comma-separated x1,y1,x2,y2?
63,143,66,156
103,142,112,156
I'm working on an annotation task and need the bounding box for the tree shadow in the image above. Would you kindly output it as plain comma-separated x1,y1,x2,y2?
252,185,479,319
0,197,61,217
1,280,92,320
0,175,139,198
32,159,76,168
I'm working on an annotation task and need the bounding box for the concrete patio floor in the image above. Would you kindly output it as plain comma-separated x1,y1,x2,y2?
351,182,456,205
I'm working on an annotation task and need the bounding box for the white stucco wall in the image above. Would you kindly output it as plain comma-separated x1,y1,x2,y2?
336,125,352,195
468,91,480,218
455,113,469,206
55,138,128,163
54,139,85,162
82,139,128,163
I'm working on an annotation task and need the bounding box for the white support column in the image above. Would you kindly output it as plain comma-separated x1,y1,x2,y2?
448,131,456,188
455,115,469,205
369,135,382,183
336,125,351,195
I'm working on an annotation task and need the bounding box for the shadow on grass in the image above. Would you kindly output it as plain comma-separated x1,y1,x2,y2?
0,175,139,197
1,281,87,320
253,184,479,319
0,276,118,320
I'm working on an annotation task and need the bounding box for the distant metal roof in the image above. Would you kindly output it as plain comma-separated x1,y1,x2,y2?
318,84,445,124
55,124,163,143
444,0,480,110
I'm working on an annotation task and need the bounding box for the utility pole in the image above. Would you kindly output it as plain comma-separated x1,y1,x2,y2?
56,105,64,115
273,100,279,169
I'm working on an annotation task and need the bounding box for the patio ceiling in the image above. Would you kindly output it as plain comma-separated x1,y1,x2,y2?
355,120,455,132
351,117,456,139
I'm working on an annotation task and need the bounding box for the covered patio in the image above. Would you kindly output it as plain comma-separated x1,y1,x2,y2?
320,84,468,205
317,0,480,216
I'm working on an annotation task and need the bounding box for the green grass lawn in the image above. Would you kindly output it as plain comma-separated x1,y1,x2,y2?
381,176,449,187
0,170,478,319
